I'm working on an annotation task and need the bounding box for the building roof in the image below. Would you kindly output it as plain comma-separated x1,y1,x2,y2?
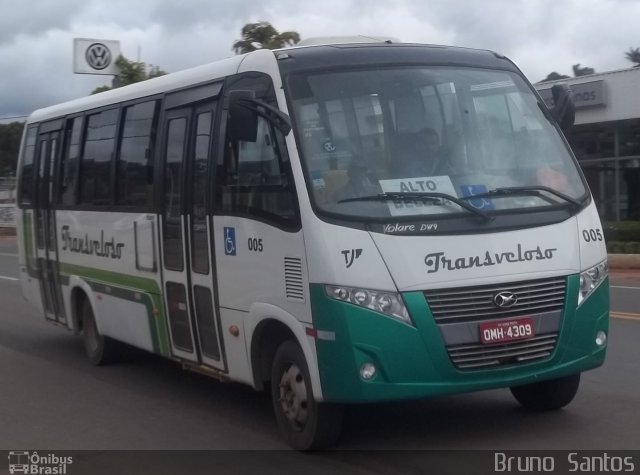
535,65,640,86
535,66,640,125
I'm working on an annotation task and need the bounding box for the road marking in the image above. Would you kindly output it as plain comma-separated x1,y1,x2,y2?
0,275,19,281
611,285,640,291
0,252,18,257
611,312,640,321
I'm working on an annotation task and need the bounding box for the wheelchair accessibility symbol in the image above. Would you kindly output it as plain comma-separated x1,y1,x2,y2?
224,227,236,256
460,185,494,211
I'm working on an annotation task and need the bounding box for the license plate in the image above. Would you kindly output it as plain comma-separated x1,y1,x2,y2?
479,317,535,344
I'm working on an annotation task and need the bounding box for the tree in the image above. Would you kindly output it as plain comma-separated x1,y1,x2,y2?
0,121,25,175
540,71,571,83
232,21,300,54
572,63,595,77
625,47,640,67
91,55,167,94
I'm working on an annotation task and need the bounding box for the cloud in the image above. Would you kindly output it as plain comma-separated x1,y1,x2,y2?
1,0,640,118
0,0,87,45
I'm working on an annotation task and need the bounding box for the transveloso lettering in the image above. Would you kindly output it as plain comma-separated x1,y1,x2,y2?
424,244,557,273
61,225,125,259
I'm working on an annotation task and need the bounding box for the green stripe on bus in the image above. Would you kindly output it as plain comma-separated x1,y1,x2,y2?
59,262,161,293
148,292,171,357
22,211,39,277
87,281,162,354
59,262,171,357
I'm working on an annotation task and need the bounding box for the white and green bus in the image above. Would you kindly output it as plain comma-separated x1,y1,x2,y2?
16,39,609,449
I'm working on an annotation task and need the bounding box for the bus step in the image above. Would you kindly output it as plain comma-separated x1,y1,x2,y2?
181,361,229,382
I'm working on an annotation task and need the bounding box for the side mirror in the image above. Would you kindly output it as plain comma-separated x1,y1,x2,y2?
229,90,258,142
550,84,575,132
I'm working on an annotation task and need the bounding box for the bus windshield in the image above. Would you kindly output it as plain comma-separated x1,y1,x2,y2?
287,66,587,220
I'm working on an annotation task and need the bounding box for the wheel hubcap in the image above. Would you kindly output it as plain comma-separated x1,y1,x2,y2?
278,363,308,430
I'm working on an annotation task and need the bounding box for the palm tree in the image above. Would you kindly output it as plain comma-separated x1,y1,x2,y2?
572,63,595,77
232,21,300,54
539,71,571,83
91,56,167,94
625,47,640,67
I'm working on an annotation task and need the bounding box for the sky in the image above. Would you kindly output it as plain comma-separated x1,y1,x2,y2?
1,0,639,121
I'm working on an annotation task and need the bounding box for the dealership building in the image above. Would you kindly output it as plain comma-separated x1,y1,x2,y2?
535,67,640,222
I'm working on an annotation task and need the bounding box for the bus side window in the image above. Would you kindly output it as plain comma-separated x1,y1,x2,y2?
58,116,83,206
80,109,118,206
116,101,157,209
18,126,38,207
216,73,300,229
218,115,298,227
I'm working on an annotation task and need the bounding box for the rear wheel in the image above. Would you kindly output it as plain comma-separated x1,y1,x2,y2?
271,340,343,450
510,373,581,411
81,299,127,365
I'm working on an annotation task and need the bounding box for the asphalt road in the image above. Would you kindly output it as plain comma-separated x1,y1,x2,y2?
0,236,638,471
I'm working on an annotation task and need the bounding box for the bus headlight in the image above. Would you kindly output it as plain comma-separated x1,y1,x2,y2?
325,285,412,325
577,260,608,307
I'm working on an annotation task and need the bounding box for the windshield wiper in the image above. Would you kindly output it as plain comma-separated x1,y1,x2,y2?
337,192,492,221
460,186,582,210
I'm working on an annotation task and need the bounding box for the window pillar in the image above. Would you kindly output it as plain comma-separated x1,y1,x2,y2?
614,126,620,221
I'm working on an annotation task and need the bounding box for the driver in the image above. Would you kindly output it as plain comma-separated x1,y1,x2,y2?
333,157,380,202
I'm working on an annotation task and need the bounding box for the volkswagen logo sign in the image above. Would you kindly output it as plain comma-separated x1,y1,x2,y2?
86,43,112,70
493,291,518,308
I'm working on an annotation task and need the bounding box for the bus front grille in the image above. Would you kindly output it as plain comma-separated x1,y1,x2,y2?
447,333,558,370
423,277,566,325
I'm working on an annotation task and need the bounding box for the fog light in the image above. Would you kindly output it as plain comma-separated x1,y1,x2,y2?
360,362,376,380
595,331,607,348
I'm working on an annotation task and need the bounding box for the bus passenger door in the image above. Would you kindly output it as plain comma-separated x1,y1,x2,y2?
159,102,225,370
34,128,65,324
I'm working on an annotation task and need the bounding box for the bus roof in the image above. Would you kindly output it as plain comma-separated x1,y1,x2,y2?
26,51,253,124
276,42,516,77
26,42,518,125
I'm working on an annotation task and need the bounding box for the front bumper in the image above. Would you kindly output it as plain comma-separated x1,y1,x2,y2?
310,276,609,403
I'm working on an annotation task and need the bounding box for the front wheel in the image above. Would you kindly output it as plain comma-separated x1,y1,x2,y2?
510,373,581,411
271,341,343,450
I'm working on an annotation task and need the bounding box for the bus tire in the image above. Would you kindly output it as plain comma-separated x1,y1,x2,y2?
81,299,126,366
510,373,581,411
271,340,343,450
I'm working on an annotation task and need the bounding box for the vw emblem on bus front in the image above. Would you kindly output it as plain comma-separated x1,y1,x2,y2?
85,43,112,70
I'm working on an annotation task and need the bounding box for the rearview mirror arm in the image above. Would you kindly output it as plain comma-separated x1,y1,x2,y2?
236,98,292,136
